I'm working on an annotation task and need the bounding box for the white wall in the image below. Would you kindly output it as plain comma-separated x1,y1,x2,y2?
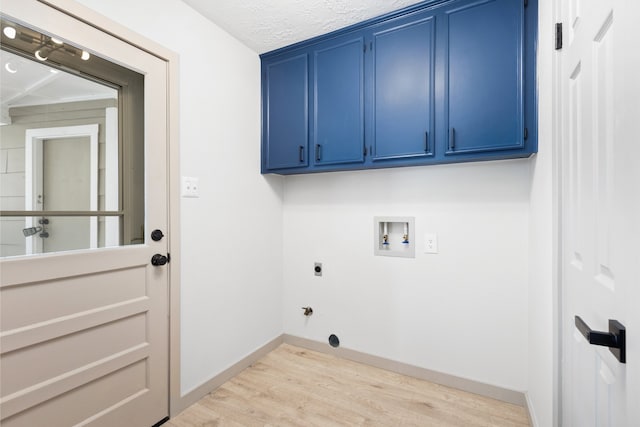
526,0,556,425
0,124,26,257
74,0,284,396
283,160,530,391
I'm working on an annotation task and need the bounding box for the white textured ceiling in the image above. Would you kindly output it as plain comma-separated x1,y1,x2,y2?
181,0,425,54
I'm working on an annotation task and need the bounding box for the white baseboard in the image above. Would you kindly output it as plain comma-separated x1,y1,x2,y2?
525,392,538,427
172,335,284,416
283,334,527,407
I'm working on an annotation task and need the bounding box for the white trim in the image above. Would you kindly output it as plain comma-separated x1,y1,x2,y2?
551,0,563,425
104,107,119,247
24,124,99,254
526,392,539,427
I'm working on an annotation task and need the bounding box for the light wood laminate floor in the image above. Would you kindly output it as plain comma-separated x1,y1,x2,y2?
166,344,530,427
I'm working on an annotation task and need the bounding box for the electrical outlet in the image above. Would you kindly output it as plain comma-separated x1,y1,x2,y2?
424,233,438,254
181,176,199,198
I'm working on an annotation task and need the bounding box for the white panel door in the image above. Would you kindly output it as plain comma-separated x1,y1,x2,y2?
41,136,95,253
0,1,170,426
559,0,640,425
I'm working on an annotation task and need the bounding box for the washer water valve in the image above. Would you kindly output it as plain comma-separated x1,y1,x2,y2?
302,306,313,316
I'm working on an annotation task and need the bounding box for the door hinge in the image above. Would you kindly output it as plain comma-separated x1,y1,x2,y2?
555,23,563,50
363,146,367,156
363,43,367,52
524,0,528,7
524,127,529,140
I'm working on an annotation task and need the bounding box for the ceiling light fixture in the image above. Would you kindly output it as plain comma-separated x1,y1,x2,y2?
81,50,90,61
35,49,48,61
4,62,17,73
50,36,63,45
3,26,16,39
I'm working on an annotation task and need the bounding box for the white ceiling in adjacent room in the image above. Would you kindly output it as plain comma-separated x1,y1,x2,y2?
0,50,116,124
181,0,425,53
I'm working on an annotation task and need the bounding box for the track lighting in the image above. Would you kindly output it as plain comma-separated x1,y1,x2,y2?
3,26,16,39
35,49,48,61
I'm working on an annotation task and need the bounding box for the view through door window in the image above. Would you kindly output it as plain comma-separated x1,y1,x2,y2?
0,17,145,257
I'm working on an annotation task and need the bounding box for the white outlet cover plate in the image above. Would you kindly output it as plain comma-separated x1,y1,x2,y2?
181,176,199,198
424,233,438,254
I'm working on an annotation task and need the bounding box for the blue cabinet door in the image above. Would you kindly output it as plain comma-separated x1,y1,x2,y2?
371,13,435,161
263,53,308,170
445,0,524,156
260,0,536,174
312,37,365,165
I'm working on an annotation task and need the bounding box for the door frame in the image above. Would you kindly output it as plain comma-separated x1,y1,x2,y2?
536,0,562,425
24,124,100,254
552,1,563,426
39,0,183,417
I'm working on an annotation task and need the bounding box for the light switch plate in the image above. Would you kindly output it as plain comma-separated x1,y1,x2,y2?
424,233,438,254
181,176,199,198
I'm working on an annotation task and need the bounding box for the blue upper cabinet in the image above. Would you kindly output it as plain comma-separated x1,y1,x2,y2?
260,0,537,174
444,0,524,157
370,12,435,162
312,36,365,166
262,53,309,171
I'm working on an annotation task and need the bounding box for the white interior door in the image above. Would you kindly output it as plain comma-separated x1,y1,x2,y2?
559,0,640,425
0,1,170,426
42,135,96,252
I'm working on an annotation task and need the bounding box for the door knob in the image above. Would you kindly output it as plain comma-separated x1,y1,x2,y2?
151,254,169,266
151,229,164,241
574,316,626,363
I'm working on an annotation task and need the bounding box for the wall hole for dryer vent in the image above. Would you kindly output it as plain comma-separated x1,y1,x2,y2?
374,217,415,258
328,334,340,348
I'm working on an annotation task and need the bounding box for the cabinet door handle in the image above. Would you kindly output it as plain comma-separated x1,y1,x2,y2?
299,145,304,163
315,144,322,162
424,131,429,153
449,128,455,151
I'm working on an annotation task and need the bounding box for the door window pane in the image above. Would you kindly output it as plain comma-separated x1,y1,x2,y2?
1,216,122,257
0,17,145,256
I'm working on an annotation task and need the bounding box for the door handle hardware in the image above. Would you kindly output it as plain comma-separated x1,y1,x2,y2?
424,131,429,153
151,229,164,241
315,144,322,162
299,145,304,163
151,254,169,266
574,316,626,363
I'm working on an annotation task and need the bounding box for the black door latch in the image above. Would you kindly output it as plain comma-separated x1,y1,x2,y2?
151,253,169,266
575,316,625,363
